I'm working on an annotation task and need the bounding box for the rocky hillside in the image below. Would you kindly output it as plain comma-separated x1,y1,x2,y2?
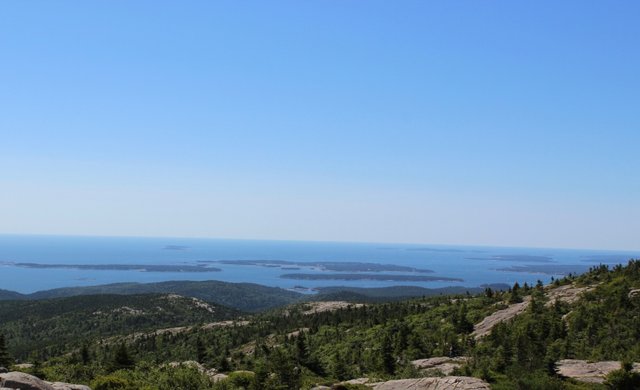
0,260,638,389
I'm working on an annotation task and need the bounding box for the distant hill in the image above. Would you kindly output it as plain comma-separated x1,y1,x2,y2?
0,293,239,358
313,283,510,302
0,280,512,311
0,289,25,300
2,280,304,312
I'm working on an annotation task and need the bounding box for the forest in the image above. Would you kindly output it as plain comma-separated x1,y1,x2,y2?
1,260,639,389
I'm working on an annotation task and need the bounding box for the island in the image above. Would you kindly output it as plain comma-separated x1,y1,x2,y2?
279,273,463,282
202,260,434,273
163,245,190,251
2,262,221,273
466,255,555,263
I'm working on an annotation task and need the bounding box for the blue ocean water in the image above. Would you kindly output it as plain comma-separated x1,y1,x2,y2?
0,234,637,294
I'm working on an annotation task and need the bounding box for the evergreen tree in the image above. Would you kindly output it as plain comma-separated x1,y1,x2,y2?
453,304,474,333
484,287,494,299
332,350,348,381
111,343,134,371
218,351,231,372
509,282,522,303
0,334,12,367
381,333,395,375
605,362,640,389
295,332,309,365
80,344,90,365
195,338,206,364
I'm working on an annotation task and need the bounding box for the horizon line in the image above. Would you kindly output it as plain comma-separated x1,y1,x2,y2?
1,232,639,254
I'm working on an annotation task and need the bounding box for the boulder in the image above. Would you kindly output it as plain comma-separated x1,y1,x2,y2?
0,368,7,374
0,371,55,390
370,376,490,390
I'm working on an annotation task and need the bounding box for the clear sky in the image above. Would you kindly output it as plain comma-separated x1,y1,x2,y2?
1,1,638,250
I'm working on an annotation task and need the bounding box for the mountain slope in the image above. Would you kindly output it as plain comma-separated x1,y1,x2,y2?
0,293,240,358
0,289,24,300
9,280,304,312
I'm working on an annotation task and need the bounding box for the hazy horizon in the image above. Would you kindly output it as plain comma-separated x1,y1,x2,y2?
1,232,638,253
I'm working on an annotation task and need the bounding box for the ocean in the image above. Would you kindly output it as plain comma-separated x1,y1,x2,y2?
0,234,637,294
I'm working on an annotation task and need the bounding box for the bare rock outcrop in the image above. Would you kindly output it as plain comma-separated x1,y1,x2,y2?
370,376,490,390
473,283,597,339
472,298,530,339
49,382,91,390
0,372,55,390
0,372,91,390
555,359,640,384
343,377,372,385
301,301,364,315
545,285,594,306
411,357,469,375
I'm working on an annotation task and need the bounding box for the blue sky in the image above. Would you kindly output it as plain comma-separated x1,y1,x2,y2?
1,1,638,250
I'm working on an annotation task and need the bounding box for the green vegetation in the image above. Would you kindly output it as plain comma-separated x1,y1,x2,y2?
3,280,304,312
1,260,638,389
0,293,238,359
0,333,12,367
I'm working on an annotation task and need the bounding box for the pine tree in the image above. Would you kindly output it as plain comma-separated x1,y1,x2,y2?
509,282,522,303
332,350,348,381
381,333,395,375
80,344,90,365
196,338,207,364
111,343,134,371
0,334,12,367
295,332,309,366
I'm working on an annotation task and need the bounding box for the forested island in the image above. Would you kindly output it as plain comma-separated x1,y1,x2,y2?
205,260,435,273
1,262,221,273
280,273,463,282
